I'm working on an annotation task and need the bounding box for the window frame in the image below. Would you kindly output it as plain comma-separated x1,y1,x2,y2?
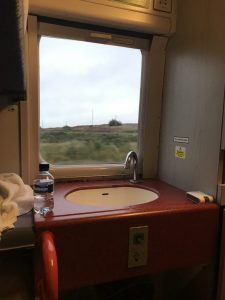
21,15,167,183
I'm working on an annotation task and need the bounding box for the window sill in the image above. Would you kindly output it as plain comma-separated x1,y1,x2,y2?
49,163,132,181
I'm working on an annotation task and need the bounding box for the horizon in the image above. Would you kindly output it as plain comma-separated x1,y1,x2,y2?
40,122,138,130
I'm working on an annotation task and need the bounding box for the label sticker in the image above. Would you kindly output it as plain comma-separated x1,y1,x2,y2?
173,136,189,144
175,146,186,159
113,0,149,8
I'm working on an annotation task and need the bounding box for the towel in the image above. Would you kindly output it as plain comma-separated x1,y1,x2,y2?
0,173,33,238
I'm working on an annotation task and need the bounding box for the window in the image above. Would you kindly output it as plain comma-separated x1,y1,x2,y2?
39,36,142,165
24,16,166,182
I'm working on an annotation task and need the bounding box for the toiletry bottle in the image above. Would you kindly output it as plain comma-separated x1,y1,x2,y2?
33,163,54,215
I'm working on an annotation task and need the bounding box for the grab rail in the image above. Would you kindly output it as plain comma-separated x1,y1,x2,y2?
40,231,58,300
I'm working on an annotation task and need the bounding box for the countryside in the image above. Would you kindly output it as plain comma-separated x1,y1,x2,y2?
40,122,138,165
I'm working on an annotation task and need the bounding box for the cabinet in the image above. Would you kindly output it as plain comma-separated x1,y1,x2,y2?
158,0,225,197
0,0,26,109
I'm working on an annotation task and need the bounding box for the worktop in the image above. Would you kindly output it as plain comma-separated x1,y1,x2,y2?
34,179,219,293
0,211,34,251
35,179,218,224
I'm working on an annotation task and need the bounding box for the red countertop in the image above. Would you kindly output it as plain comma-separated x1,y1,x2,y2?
34,179,219,292
35,179,218,225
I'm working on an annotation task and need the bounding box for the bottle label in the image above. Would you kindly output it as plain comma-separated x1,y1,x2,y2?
34,180,54,194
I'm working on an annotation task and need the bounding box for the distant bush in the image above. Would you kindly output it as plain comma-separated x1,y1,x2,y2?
108,119,122,126
63,125,71,130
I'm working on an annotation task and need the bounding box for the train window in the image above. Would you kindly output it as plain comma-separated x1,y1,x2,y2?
25,17,166,182
39,36,142,166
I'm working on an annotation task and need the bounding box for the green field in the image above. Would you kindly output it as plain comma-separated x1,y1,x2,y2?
40,124,138,165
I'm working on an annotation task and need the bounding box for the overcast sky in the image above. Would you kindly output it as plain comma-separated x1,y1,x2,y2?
40,36,142,128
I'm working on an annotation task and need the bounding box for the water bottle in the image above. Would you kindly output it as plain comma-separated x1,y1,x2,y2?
33,163,54,215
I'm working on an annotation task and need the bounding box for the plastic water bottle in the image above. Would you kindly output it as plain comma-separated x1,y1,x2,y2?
33,163,54,215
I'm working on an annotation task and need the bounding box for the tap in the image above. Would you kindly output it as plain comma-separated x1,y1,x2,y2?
124,151,138,183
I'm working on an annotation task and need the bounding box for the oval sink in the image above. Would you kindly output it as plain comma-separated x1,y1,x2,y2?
65,186,158,208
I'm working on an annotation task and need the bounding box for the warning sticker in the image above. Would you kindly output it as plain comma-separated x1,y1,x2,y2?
175,146,186,159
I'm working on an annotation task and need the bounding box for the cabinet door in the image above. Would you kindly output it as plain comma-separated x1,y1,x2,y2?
0,0,26,109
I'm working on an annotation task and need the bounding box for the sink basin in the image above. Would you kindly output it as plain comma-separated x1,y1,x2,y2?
65,186,158,208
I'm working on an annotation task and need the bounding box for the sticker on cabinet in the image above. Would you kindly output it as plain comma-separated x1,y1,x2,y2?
173,136,189,144
175,146,186,159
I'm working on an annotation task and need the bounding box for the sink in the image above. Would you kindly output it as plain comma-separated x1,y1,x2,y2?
65,186,158,208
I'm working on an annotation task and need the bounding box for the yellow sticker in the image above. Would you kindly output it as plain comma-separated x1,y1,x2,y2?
175,146,186,159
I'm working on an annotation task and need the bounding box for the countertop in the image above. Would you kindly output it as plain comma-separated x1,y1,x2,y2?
0,211,34,251
35,179,219,226
34,179,219,291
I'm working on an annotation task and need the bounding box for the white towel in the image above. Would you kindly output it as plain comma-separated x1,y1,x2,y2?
0,173,33,237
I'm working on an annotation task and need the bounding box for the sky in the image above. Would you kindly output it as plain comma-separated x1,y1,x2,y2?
39,36,142,128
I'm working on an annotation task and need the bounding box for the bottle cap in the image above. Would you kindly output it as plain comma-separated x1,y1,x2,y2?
39,163,50,171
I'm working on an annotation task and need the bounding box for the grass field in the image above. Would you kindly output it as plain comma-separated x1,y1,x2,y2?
40,123,138,165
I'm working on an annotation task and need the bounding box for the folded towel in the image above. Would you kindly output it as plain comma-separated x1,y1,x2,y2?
0,173,33,238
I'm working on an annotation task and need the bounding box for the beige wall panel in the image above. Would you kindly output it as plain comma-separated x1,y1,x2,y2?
0,105,20,174
158,0,225,196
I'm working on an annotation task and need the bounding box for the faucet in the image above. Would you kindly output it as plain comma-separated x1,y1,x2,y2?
124,151,139,183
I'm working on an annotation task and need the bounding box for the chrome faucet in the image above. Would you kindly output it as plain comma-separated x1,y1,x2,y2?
124,151,139,183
